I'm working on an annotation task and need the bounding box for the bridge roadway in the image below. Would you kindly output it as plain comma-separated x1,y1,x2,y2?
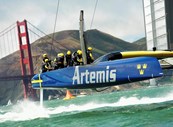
0,75,34,81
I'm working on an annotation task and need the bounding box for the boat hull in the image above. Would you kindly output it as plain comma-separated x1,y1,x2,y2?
31,57,163,89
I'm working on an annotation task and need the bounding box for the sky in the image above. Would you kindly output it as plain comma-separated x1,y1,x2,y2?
0,0,145,42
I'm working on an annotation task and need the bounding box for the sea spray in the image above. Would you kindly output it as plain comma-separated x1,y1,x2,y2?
0,85,173,124
0,100,49,123
45,89,173,115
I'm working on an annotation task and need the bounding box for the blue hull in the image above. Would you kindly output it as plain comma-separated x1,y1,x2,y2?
32,57,163,89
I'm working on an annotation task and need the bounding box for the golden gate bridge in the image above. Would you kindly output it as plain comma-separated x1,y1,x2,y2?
0,20,52,101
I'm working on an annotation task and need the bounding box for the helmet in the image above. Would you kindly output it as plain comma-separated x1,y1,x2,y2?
57,53,64,57
88,47,92,51
77,50,81,54
43,54,47,57
67,50,71,55
77,50,82,55
45,59,49,62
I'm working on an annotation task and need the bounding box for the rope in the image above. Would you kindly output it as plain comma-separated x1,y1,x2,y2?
39,74,42,88
51,0,60,59
90,0,99,29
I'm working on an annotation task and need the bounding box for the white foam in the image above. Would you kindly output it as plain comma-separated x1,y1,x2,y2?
6,100,12,106
45,91,173,115
0,91,173,123
0,100,49,123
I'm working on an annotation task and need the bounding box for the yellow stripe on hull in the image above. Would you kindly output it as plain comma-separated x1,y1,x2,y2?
121,51,173,58
31,80,43,83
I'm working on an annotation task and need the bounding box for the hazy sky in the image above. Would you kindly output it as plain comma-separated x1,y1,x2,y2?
0,0,145,42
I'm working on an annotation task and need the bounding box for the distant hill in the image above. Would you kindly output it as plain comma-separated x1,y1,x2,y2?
0,29,146,105
32,29,145,59
133,37,147,50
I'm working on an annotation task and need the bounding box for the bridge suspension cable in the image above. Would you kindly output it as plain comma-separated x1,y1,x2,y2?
27,21,49,39
0,23,18,59
27,20,68,53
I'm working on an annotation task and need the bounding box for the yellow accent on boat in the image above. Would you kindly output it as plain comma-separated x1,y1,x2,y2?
31,79,43,83
31,74,43,89
121,51,173,58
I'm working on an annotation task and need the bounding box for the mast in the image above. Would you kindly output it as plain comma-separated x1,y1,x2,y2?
79,10,87,64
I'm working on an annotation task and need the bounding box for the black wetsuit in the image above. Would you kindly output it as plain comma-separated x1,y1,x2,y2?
65,54,73,67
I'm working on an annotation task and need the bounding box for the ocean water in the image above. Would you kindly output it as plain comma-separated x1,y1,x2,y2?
1,85,173,127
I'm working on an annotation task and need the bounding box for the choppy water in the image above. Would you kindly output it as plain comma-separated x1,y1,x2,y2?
1,85,173,127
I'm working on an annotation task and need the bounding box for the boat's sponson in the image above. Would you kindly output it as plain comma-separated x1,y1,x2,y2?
32,57,163,89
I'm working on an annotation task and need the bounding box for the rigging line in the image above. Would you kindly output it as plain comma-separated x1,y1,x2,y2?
90,0,99,29
51,0,60,58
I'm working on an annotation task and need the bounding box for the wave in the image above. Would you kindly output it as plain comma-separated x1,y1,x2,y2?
0,89,173,123
0,100,49,123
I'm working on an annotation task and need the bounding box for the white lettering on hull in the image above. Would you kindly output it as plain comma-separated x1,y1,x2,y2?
72,66,116,85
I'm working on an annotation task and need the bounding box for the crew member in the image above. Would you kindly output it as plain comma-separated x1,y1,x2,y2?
53,58,59,70
87,47,94,64
42,53,52,66
72,51,78,66
76,50,84,65
65,50,73,67
54,53,65,69
42,54,48,63
41,58,52,73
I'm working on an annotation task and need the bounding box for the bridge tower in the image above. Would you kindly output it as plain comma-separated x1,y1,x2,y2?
16,20,36,99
